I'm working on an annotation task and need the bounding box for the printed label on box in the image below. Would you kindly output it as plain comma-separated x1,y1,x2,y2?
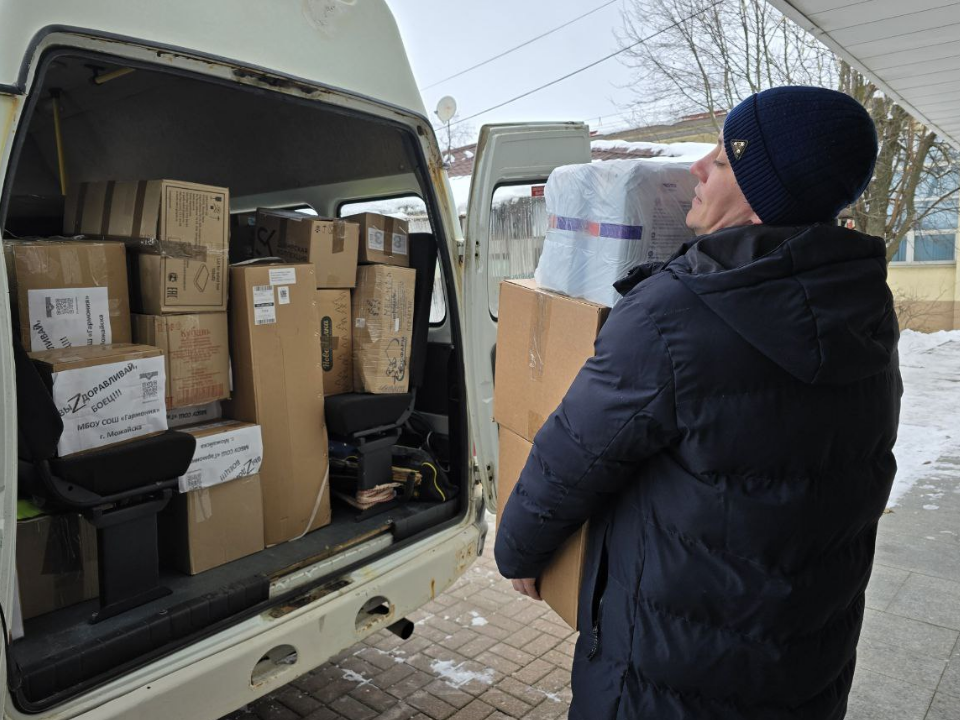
178,424,264,492
269,268,297,286
391,233,408,256
51,355,167,456
253,285,276,325
277,286,291,305
166,402,222,428
367,228,385,252
27,287,111,352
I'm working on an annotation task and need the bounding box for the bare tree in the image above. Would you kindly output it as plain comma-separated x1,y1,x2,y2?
433,115,477,164
618,0,958,261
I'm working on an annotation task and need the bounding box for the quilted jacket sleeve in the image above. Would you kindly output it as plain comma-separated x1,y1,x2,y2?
494,288,679,579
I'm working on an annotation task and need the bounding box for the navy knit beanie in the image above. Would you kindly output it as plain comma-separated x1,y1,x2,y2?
723,86,878,225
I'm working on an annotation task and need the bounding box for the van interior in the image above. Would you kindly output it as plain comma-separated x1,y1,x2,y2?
2,51,467,712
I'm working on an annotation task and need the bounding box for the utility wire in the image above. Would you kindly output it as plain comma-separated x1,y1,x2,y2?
419,0,620,91
449,0,723,127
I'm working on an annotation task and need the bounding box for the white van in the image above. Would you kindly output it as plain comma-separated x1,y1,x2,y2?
0,1,591,718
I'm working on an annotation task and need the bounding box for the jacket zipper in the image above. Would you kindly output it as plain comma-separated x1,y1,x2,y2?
587,594,604,660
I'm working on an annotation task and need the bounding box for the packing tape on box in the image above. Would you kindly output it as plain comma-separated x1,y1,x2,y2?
528,291,550,381
332,220,346,254
527,410,546,440
292,464,330,541
191,488,215,523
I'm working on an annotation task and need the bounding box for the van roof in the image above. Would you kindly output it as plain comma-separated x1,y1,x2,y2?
0,0,427,118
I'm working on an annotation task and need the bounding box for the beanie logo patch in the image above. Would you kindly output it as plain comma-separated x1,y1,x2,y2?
731,139,749,161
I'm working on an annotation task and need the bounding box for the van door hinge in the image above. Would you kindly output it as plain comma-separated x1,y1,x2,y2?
456,238,466,262
471,458,482,485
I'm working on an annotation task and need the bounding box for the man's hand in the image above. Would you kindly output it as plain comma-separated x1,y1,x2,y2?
511,578,542,601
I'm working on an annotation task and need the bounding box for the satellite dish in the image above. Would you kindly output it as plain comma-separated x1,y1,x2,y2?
435,96,457,123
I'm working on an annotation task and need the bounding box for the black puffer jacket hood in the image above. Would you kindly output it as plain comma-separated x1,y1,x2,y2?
671,224,897,385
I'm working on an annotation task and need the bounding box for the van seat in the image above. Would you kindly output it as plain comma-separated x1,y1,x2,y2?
325,393,413,436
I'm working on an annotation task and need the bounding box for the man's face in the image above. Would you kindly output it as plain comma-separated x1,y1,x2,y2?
685,133,761,235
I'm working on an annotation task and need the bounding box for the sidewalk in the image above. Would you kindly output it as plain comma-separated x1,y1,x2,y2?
224,458,960,720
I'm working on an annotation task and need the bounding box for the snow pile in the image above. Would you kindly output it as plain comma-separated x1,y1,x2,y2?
890,330,960,506
429,659,495,689
591,139,714,163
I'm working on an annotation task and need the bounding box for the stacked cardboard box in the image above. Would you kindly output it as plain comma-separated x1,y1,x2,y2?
254,209,360,396
16,511,98,620
343,213,416,395
64,180,233,413
4,239,132,352
160,420,265,574
28,344,169,457
493,278,611,629
227,261,331,546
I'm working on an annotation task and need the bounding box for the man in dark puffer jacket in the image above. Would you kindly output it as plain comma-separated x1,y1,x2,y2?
495,86,902,720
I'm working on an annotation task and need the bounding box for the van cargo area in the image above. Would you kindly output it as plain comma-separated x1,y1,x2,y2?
2,52,466,711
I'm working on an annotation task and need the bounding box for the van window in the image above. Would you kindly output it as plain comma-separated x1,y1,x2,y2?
488,183,547,317
339,196,446,324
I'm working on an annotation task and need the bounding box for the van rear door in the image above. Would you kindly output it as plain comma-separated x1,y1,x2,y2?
462,123,591,512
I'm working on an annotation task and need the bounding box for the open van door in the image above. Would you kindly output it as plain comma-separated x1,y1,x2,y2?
462,122,591,514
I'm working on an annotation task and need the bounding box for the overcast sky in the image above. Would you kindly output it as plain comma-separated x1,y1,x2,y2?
387,0,641,138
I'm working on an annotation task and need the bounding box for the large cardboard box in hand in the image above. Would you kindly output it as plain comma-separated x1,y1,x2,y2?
227,262,330,546
162,474,264,575
17,513,98,620
352,265,416,394
344,212,410,267
493,279,610,442
254,209,360,288
498,426,586,630
29,344,167,456
316,289,353,396
5,239,132,352
132,313,230,409
63,180,229,314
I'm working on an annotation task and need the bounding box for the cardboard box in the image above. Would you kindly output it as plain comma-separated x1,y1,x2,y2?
255,209,360,288
227,262,331,545
29,344,168,456
344,212,410,267
64,180,229,313
167,401,222,428
493,279,610,442
352,265,417,394
316,289,353,396
498,426,587,630
178,420,263,492
132,312,230,409
163,474,264,575
16,513,98,620
5,239,132,352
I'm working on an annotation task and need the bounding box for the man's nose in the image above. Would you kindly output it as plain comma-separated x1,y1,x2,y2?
690,158,708,183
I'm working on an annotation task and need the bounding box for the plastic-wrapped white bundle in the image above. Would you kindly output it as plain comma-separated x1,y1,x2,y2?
534,159,698,307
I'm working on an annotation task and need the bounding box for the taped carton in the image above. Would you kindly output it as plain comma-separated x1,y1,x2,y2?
254,209,360,288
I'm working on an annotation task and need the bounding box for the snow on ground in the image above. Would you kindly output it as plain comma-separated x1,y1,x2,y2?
889,329,960,506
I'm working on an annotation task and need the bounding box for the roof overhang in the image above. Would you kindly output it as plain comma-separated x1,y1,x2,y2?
767,0,960,150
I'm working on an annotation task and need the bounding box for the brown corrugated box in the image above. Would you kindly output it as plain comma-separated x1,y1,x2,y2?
316,289,353,396
16,513,98,620
493,279,610,442
29,344,168,456
227,262,330,546
497,426,587,630
254,209,360,288
5,239,131,351
63,180,229,314
132,312,230,409
344,212,410,267
352,265,416,394
161,474,264,575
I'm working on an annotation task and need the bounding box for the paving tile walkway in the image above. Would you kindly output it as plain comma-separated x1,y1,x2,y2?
224,454,960,720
